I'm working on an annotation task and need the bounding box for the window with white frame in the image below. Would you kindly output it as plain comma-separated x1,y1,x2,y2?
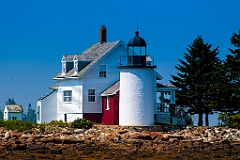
63,90,72,102
99,65,106,77
37,105,40,121
88,89,95,102
62,62,66,75
74,61,78,74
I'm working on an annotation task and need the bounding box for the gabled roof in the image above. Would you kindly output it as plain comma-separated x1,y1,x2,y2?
5,105,23,113
54,40,122,79
62,55,74,62
101,81,120,96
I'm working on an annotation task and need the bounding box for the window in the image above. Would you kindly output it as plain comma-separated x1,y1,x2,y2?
62,62,66,75
64,114,67,122
37,105,40,121
74,61,78,74
99,65,106,77
88,89,95,102
12,117,17,120
63,90,72,102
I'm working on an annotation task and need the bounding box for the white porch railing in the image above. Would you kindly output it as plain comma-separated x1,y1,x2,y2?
156,103,169,112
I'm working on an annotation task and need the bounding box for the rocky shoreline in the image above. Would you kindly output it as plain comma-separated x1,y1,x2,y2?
0,125,240,159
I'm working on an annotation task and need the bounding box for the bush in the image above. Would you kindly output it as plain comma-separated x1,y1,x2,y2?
0,120,6,127
71,118,93,129
219,112,240,129
0,120,33,132
48,120,70,127
39,124,46,133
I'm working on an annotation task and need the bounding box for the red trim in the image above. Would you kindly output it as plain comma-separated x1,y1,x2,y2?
83,113,102,123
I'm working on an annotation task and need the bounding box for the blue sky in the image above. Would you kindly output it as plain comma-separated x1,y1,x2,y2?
0,0,240,125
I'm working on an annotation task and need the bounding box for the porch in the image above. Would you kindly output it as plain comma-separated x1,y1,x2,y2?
154,83,177,124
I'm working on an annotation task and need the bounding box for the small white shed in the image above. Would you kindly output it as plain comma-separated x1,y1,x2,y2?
4,104,23,121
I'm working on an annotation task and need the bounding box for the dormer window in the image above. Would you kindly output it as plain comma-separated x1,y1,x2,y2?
62,62,66,75
61,55,74,76
73,55,78,75
74,61,78,74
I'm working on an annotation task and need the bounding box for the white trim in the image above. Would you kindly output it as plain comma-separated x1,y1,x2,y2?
63,90,72,103
87,89,96,103
73,60,78,75
37,104,41,122
106,96,110,110
62,62,66,76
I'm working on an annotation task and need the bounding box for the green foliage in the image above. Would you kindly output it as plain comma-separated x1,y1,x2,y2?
219,29,240,113
5,98,16,105
38,124,46,133
23,103,36,123
40,126,45,133
48,120,70,127
71,118,93,129
218,112,240,129
0,120,33,132
0,120,6,127
0,108,3,120
170,36,220,126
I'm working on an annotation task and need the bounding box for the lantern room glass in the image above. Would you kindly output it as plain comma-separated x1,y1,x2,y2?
128,46,146,56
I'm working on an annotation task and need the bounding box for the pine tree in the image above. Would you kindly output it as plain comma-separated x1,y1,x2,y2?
5,98,16,105
23,103,36,123
0,108,3,120
223,29,240,113
170,36,220,126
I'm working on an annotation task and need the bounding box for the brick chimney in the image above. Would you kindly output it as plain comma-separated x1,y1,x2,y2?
100,25,107,44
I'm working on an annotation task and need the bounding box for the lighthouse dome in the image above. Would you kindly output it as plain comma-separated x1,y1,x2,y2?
127,31,146,46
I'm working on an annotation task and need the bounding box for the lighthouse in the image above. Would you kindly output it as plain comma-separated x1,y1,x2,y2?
118,31,156,126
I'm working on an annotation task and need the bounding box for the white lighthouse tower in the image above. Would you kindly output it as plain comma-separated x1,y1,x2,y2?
118,31,156,126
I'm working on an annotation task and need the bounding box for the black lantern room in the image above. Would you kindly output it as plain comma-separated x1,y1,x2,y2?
127,31,147,66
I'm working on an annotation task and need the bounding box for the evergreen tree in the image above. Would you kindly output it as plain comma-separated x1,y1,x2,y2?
170,36,220,126
221,29,240,113
207,62,228,112
0,108,3,120
23,103,36,123
5,98,16,105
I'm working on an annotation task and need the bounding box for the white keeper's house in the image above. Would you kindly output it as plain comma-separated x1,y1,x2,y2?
37,26,188,126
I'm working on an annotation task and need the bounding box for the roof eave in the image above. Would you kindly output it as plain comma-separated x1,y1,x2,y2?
101,88,119,96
